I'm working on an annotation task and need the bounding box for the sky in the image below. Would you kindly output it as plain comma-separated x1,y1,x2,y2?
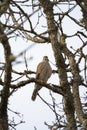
0,1,87,130
8,42,60,130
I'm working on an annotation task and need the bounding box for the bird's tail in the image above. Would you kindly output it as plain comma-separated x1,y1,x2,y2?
31,84,41,101
31,88,38,101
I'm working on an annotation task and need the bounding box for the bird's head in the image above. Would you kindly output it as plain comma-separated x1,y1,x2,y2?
43,56,49,62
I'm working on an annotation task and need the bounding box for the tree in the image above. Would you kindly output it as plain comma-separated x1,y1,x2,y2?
0,0,87,130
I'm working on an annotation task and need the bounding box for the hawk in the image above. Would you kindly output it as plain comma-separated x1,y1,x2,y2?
31,56,52,101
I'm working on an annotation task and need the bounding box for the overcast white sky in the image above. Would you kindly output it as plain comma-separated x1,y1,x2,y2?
0,1,87,130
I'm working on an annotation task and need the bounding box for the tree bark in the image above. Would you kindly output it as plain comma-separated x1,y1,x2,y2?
0,118,8,130
39,0,77,129
76,0,87,30
62,42,87,129
0,24,12,130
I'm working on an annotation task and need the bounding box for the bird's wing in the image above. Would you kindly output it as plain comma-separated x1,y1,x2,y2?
36,61,45,79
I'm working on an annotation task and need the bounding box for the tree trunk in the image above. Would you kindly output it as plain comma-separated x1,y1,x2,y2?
39,0,77,129
0,117,8,130
0,24,12,130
